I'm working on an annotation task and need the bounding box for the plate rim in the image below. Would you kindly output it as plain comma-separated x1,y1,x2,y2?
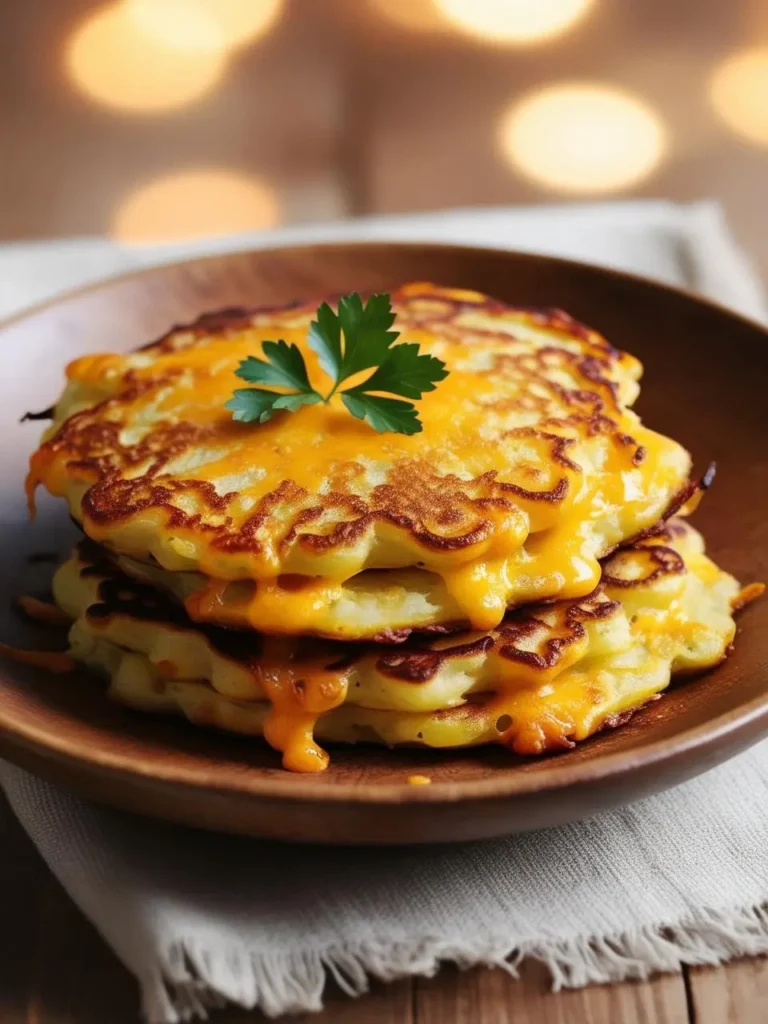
2,238,767,337
0,664,767,804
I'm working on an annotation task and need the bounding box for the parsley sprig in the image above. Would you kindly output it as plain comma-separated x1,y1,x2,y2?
226,293,448,435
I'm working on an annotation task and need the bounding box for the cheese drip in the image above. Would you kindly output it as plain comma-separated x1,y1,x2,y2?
251,641,350,772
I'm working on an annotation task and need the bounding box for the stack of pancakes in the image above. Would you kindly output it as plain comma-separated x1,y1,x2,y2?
25,283,750,772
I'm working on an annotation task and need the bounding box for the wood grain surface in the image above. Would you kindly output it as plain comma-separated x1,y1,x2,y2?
0,242,767,845
2,793,763,1022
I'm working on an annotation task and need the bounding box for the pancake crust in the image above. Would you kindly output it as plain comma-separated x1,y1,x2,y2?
29,283,692,637
54,520,742,771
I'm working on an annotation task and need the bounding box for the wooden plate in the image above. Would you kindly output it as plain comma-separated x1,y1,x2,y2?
0,242,766,844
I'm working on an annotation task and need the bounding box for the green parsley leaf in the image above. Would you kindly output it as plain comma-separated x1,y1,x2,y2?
345,343,448,400
235,339,314,392
228,291,449,433
336,292,399,379
271,392,322,413
308,292,398,382
341,393,422,435
308,302,342,380
225,388,286,424
225,388,321,424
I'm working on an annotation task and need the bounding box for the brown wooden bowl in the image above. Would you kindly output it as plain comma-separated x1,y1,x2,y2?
0,242,766,844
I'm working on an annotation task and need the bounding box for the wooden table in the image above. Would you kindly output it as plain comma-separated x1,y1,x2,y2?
2,794,765,1023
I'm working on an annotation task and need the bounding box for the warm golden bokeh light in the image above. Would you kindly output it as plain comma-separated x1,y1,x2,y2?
112,170,281,241
65,3,226,113
499,84,666,194
125,0,224,54
433,0,595,45
369,0,447,33
127,0,284,52
709,47,768,148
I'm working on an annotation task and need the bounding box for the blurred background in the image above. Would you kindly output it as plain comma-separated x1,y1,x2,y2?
2,0,767,272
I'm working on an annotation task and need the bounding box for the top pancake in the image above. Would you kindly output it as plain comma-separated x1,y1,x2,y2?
27,283,693,635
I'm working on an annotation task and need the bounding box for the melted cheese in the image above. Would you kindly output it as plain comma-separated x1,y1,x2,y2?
0,643,74,673
47,519,748,772
251,640,350,772
119,412,686,640
732,582,765,612
26,284,692,637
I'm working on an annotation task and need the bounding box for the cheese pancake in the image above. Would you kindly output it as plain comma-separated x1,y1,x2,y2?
53,520,744,771
28,284,692,637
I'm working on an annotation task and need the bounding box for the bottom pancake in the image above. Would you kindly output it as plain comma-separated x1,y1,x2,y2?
44,519,753,771
105,654,661,752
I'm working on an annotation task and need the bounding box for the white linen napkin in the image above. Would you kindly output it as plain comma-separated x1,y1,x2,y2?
1,200,766,1022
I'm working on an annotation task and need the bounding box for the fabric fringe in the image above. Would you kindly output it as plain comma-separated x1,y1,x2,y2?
139,902,768,1022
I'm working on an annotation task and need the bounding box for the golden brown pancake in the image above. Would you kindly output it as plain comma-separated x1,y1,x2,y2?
54,520,744,772
28,283,693,639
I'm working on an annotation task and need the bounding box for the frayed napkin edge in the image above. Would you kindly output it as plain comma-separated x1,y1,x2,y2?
140,901,768,1022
